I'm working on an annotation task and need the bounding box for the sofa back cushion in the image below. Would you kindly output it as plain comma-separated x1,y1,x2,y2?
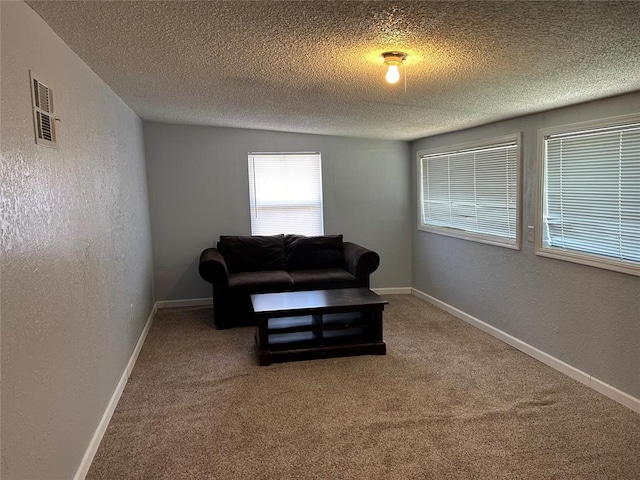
284,234,345,270
218,235,286,273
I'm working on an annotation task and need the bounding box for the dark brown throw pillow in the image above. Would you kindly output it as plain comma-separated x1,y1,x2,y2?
284,234,344,270
217,235,286,273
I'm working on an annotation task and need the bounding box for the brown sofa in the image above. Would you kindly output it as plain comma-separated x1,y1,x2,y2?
198,234,380,329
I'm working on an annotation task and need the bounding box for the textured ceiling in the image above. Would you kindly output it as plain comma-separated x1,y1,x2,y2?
27,1,640,140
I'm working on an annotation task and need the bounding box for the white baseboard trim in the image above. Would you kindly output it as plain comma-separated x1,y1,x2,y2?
591,376,640,413
156,297,212,308
411,288,640,414
74,302,158,480
372,287,412,295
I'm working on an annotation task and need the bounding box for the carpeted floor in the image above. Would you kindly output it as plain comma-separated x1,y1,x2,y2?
87,295,640,479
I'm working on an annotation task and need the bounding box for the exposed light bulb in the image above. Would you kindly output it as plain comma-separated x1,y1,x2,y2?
385,65,400,84
381,51,407,86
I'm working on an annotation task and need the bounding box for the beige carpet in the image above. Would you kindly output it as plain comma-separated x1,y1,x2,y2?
88,295,640,479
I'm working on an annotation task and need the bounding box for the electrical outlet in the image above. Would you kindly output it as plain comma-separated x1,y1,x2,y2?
527,226,535,243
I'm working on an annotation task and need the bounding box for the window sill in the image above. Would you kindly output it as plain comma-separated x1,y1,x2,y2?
418,225,520,251
536,247,640,277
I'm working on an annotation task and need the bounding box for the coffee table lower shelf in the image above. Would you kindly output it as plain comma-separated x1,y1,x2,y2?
254,334,386,366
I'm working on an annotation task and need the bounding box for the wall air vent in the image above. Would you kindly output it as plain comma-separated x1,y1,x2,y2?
30,71,57,148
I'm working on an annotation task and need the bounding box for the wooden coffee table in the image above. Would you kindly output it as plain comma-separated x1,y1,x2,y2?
251,288,388,366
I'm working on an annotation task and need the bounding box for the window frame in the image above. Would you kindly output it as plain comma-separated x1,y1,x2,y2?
247,151,324,236
536,113,640,277
416,133,522,250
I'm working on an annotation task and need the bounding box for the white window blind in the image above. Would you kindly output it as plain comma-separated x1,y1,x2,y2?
248,152,324,236
542,122,640,272
419,136,519,247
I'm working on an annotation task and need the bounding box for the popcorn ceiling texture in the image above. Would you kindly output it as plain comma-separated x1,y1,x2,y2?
26,1,640,140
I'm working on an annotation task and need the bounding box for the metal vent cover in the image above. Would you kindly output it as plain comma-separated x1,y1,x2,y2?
30,71,57,148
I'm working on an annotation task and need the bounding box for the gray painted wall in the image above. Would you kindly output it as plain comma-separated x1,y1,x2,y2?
412,92,640,400
1,2,154,478
143,123,412,301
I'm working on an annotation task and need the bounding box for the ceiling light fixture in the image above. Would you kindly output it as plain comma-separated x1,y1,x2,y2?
382,51,407,84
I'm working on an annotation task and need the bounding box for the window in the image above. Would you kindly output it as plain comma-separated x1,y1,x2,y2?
538,114,640,276
418,134,521,248
248,152,324,236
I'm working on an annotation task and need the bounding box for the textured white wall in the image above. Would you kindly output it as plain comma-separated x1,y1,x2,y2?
1,2,154,478
412,92,640,401
143,123,412,301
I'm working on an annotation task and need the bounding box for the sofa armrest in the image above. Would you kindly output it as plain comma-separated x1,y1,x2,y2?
198,248,229,289
343,242,380,287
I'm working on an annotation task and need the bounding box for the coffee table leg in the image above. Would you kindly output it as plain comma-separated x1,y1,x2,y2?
374,309,383,342
256,314,271,366
373,308,386,355
258,351,272,366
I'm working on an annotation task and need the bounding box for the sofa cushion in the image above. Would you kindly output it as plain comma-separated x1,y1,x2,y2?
289,268,356,289
218,235,286,273
284,234,344,270
228,270,294,293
